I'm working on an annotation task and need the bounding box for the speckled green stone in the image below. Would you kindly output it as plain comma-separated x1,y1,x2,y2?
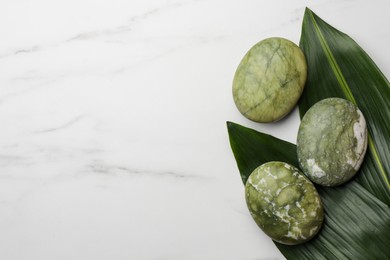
245,161,324,245
233,37,307,122
297,98,368,186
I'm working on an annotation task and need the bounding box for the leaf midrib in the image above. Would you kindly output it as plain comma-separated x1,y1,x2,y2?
308,10,390,189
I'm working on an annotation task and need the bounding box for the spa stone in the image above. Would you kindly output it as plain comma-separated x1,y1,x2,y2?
297,98,368,186
245,161,324,245
233,37,307,122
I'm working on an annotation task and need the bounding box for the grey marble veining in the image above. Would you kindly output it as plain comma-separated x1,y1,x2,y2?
0,0,389,259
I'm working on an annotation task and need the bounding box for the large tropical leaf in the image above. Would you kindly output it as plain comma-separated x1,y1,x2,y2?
227,122,390,259
299,8,390,206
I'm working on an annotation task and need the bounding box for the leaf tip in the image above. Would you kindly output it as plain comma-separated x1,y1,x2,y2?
226,121,236,133
304,7,312,13
303,7,314,22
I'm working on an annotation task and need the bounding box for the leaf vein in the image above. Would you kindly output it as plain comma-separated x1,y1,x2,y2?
309,10,390,189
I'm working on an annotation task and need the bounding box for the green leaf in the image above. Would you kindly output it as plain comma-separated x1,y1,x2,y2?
299,8,390,206
227,121,297,184
227,122,390,259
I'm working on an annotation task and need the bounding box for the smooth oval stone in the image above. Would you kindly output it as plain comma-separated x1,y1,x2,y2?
297,98,368,186
245,161,324,245
233,37,307,122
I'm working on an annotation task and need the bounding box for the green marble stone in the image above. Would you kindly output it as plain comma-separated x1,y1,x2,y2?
233,37,307,122
245,161,324,245
297,98,368,186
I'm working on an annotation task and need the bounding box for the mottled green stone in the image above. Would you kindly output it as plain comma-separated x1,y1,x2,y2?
233,37,307,122
245,161,324,245
297,98,368,186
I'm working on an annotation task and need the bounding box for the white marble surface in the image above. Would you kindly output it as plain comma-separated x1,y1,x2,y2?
0,0,389,259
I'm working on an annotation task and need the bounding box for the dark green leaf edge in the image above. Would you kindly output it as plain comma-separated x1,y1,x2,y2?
227,121,297,185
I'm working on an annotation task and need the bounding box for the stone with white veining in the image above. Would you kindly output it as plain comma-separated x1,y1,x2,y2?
245,161,324,245
297,98,368,186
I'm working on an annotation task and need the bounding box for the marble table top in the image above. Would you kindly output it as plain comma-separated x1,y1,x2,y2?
0,0,389,259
